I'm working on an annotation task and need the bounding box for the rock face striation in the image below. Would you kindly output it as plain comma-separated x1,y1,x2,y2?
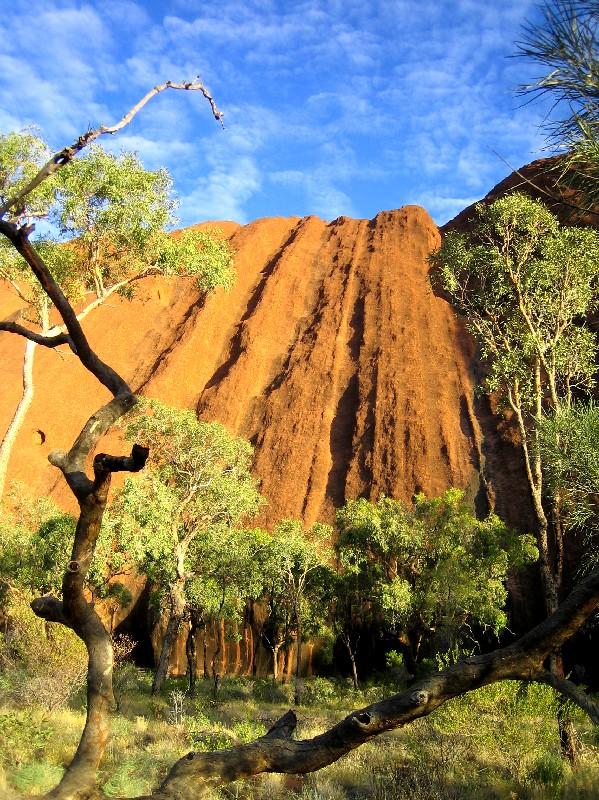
0,205,523,531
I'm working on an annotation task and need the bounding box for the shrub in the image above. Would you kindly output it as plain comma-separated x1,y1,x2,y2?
11,761,64,794
301,677,337,706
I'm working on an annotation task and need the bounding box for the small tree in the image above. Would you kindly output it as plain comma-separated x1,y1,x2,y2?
185,525,269,695
336,490,537,674
0,136,234,499
431,193,599,614
114,399,263,694
431,192,599,761
260,520,332,698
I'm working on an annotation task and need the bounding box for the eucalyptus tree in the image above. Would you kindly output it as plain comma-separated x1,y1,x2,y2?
0,136,234,500
431,193,599,615
184,525,269,695
260,520,332,698
336,490,537,675
431,192,599,760
115,399,263,694
0,493,134,631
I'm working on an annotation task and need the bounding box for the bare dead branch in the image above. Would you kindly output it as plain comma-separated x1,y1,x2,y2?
0,79,223,218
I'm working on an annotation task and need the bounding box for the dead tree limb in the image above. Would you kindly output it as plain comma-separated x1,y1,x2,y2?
126,568,599,800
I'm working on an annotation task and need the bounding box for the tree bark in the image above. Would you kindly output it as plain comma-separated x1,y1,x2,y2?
186,621,197,698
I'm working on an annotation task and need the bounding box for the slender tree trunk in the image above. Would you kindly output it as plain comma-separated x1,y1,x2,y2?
220,617,226,675
272,644,280,681
0,338,36,500
294,620,302,706
186,621,198,697
152,581,186,695
344,640,359,690
511,378,577,762
211,619,222,697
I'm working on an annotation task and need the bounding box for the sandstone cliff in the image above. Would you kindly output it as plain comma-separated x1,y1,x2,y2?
0,205,530,534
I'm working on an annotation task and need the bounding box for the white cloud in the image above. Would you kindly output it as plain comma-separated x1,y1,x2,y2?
182,155,261,223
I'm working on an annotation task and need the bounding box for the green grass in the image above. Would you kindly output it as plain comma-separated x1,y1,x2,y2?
1,669,598,800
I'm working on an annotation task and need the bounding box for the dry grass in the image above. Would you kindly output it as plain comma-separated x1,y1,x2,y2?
1,671,598,799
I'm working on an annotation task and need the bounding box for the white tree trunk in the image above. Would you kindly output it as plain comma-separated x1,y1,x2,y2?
0,338,36,500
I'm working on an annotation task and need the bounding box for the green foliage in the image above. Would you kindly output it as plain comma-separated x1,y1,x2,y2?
0,490,71,603
124,399,261,526
0,592,87,710
12,761,65,794
540,402,599,573
106,399,266,678
0,129,55,222
431,193,599,412
0,710,53,768
0,132,235,332
101,757,152,798
260,519,334,664
185,526,269,622
540,402,599,530
55,145,174,242
517,1,599,207
0,487,133,612
116,399,264,589
301,677,338,707
336,489,537,660
53,145,235,297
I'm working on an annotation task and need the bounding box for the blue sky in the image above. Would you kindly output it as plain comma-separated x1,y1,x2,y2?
0,0,556,227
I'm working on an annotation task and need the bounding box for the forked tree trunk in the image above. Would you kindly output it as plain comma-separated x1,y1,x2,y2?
0,338,36,499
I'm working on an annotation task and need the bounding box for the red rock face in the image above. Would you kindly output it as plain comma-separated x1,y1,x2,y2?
0,206,499,529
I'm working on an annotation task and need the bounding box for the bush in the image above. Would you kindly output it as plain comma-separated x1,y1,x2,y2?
301,677,337,706
0,710,53,768
11,761,64,794
252,678,294,704
0,594,86,710
528,752,565,788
